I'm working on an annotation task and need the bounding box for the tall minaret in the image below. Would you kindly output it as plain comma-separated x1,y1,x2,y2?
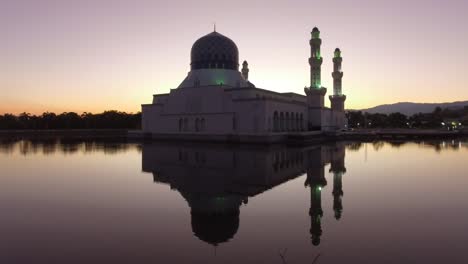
305,27,327,130
309,27,322,89
241,60,249,80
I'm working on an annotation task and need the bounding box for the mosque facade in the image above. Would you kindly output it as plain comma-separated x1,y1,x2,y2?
142,27,347,138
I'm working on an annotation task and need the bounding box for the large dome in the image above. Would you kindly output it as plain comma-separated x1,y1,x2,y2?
190,31,239,71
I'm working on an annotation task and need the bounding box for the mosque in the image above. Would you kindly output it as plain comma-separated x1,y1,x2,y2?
142,27,347,139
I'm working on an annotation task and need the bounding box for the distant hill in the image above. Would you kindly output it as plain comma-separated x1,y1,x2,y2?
360,101,468,116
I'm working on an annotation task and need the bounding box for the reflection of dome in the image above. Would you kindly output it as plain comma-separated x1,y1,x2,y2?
191,32,239,71
191,210,239,246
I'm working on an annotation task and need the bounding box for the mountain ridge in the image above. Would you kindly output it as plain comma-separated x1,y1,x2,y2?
358,101,468,116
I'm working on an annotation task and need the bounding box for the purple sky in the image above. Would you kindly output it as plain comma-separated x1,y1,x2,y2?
1,0,467,114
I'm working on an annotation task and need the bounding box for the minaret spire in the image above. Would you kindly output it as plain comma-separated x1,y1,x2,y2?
332,48,343,96
214,23,216,32
242,60,249,80
309,27,323,89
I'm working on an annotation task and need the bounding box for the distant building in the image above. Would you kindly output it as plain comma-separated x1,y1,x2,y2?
142,27,347,138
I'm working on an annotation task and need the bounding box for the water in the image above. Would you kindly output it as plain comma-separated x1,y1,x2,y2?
0,139,467,264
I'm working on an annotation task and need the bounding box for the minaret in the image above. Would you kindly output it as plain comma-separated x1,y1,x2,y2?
329,49,347,111
241,60,249,80
305,27,327,130
332,48,343,96
329,48,347,129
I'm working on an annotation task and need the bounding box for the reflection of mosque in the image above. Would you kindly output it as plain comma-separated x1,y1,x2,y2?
142,142,346,246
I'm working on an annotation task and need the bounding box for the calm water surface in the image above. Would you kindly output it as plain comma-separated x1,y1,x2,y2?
0,139,467,264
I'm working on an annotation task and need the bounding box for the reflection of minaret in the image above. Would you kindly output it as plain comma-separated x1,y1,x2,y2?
305,148,327,246
329,147,346,220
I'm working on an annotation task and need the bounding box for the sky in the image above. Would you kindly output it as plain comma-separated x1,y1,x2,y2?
1,0,467,114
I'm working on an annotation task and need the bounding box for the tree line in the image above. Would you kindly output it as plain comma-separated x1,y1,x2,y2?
346,106,468,129
0,111,141,130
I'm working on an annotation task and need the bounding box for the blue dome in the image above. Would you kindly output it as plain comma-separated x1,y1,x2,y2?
190,32,239,71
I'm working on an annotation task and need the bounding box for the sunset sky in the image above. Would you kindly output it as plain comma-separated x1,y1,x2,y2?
1,0,467,114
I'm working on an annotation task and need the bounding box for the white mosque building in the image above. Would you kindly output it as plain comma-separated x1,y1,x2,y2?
142,27,347,140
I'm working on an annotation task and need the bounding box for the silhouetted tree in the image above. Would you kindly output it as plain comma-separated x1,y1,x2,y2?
387,112,408,128
346,111,365,128
0,111,141,130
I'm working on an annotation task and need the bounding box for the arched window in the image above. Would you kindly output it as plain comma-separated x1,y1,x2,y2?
300,114,304,131
280,151,284,169
273,111,279,132
195,118,200,132
296,113,300,131
290,112,294,131
285,112,290,131
201,118,205,131
184,118,188,131
280,112,284,132
179,118,183,132
289,113,294,131
232,117,237,131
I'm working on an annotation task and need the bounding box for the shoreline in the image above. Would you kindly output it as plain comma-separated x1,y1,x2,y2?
0,129,467,144
0,129,129,141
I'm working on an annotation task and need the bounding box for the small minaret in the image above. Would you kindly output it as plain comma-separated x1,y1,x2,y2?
329,48,346,111
329,48,347,129
332,48,343,96
305,27,327,130
241,60,249,80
